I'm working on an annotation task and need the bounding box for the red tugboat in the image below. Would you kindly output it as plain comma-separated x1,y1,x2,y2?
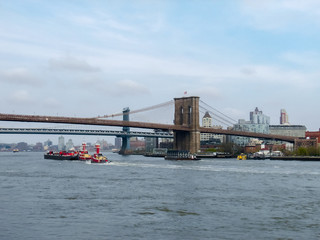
91,144,109,163
79,142,92,161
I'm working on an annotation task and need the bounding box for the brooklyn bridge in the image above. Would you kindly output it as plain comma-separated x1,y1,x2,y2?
0,96,296,153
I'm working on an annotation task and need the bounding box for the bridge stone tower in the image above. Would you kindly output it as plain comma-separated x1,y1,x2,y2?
174,96,200,153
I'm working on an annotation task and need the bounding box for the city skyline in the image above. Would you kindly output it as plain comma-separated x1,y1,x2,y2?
1,1,320,146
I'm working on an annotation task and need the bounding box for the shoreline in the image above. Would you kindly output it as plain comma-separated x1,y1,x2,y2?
270,156,320,161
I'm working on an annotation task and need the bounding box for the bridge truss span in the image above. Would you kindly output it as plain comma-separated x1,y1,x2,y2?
0,127,173,138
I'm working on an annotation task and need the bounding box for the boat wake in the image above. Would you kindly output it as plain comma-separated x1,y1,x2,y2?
85,161,113,165
107,161,320,176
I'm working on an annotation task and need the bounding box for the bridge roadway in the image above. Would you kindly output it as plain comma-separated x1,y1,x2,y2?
0,128,173,138
0,113,296,143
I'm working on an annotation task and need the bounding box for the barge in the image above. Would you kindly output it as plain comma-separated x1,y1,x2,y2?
165,150,200,160
44,150,79,160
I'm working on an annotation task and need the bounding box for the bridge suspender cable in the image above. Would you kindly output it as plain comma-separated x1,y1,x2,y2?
200,100,237,123
199,109,235,127
199,109,233,127
199,106,236,126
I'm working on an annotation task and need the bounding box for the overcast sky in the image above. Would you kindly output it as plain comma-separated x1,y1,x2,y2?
1,0,320,144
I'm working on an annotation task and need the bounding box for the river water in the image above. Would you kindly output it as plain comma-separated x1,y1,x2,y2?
1,152,320,240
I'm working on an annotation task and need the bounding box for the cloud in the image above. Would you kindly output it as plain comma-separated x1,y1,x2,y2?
9,90,35,104
0,68,42,86
114,79,150,95
241,0,320,31
238,64,316,88
43,97,61,108
48,56,100,72
69,13,138,33
68,13,139,44
192,87,222,99
78,76,104,87
104,18,138,33
280,51,320,68
69,15,97,26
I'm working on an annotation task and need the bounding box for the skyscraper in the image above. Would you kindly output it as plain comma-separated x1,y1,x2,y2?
58,136,65,151
66,139,74,151
280,109,289,125
232,107,270,146
250,107,270,124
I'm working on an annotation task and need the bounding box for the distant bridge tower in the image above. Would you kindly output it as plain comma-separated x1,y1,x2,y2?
173,96,200,153
119,107,130,154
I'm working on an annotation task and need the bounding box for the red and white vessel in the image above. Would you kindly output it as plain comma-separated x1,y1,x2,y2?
91,144,109,163
79,142,92,161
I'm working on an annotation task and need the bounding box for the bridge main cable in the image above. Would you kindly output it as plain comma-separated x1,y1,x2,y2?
98,100,174,118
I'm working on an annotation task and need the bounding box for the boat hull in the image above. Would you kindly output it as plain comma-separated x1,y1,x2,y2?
164,156,201,161
79,157,92,161
44,154,79,160
91,159,108,163
165,150,200,161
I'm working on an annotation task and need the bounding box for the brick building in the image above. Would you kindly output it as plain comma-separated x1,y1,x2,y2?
305,129,320,144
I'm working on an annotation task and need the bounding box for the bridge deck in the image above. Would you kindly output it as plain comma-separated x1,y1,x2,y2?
0,128,173,138
0,113,296,142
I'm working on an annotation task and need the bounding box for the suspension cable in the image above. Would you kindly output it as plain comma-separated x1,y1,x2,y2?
199,108,234,127
97,100,174,119
199,101,237,128
199,109,229,127
199,106,235,126
200,100,237,123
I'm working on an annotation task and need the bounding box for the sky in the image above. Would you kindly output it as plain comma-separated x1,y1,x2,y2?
1,0,320,144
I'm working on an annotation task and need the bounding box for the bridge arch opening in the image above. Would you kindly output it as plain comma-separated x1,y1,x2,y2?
180,106,184,125
188,105,192,125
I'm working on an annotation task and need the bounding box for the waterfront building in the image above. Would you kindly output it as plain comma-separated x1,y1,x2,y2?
43,139,53,151
65,139,74,151
115,137,122,149
280,109,289,125
305,129,320,144
201,112,213,142
269,125,306,150
44,139,52,147
295,138,318,149
33,142,44,151
16,142,29,151
200,111,224,144
58,136,65,151
145,137,158,152
269,125,306,138
232,107,270,146
97,139,111,150
130,137,145,151
159,138,174,149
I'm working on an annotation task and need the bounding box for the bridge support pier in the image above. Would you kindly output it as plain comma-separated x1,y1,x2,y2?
119,137,129,154
173,96,200,153
119,107,130,155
